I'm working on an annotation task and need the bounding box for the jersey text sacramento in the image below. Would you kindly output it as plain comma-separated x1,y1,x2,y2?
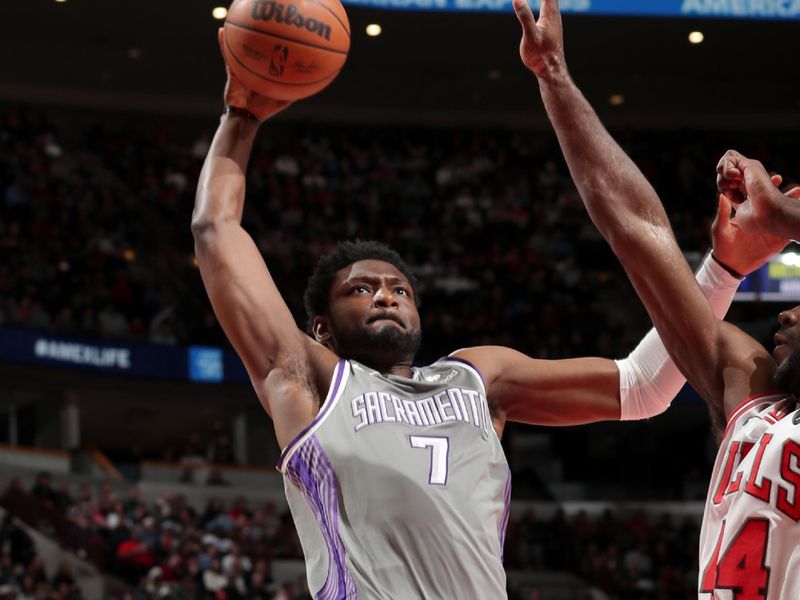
351,387,492,433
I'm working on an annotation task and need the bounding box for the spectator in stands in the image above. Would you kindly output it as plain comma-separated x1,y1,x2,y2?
207,420,234,465
30,472,58,506
115,527,155,583
51,562,80,599
0,516,34,568
178,434,206,484
201,557,226,594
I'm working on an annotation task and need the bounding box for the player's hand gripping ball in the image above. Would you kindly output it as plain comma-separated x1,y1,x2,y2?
222,0,350,101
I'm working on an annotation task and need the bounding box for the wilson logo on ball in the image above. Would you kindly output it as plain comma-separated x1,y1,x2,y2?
251,0,333,41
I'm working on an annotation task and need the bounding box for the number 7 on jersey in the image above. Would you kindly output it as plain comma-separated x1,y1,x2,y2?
409,435,450,485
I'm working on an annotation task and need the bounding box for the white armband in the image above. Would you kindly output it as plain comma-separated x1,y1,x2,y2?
616,254,741,420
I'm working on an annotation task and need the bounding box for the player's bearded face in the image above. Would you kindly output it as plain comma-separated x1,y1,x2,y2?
773,347,800,396
322,260,422,367
340,316,422,357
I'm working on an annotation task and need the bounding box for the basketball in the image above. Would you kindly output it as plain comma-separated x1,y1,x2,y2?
222,0,350,101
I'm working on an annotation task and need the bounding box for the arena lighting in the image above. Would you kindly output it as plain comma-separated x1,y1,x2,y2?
609,94,625,106
779,252,800,267
366,24,382,37
689,31,705,44
212,6,228,20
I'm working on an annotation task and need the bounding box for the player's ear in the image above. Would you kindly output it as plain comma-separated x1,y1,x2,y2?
312,316,331,344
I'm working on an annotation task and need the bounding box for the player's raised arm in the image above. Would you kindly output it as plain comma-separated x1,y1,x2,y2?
458,195,782,427
511,0,787,415
192,33,337,446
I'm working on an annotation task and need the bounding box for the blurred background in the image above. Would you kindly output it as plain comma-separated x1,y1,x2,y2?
1,0,799,598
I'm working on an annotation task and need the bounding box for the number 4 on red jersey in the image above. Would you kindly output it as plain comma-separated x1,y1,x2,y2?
701,518,770,599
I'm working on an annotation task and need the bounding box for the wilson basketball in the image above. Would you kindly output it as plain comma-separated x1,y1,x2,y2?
222,0,350,101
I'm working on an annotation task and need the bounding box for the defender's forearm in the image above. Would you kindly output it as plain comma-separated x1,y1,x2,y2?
192,113,261,231
536,69,671,247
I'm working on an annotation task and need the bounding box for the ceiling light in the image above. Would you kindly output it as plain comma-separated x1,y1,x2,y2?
366,24,382,37
212,6,228,20
609,94,625,106
688,31,704,44
54,0,67,3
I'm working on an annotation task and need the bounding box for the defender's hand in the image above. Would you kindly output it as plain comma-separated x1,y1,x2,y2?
219,29,292,122
717,149,800,237
513,0,565,79
711,193,789,276
716,149,750,205
735,184,800,238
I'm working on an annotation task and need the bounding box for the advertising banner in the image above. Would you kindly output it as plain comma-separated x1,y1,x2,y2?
0,328,248,384
342,0,800,18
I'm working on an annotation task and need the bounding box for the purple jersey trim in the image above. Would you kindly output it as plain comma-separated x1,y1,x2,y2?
442,355,488,396
285,435,358,600
499,470,512,559
277,359,347,472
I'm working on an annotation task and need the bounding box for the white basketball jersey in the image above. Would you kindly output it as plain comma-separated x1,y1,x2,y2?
698,393,800,599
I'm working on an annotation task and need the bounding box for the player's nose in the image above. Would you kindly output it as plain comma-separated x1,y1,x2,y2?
777,309,799,327
373,286,398,307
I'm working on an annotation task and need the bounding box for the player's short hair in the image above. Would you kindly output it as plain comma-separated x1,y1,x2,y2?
303,240,420,333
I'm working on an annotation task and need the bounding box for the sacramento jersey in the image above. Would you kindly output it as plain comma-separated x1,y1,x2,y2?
699,393,800,599
277,357,511,599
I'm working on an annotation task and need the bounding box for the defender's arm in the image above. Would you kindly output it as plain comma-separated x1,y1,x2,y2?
512,0,782,416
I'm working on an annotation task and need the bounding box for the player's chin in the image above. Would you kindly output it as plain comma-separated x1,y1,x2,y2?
773,344,790,365
369,318,405,331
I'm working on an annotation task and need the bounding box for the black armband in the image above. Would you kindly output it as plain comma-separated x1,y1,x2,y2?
224,105,259,121
710,252,745,280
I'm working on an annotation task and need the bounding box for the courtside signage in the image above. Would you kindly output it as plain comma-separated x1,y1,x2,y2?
0,327,248,384
188,346,225,383
341,0,800,17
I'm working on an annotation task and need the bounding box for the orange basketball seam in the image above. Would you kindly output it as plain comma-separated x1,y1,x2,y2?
225,31,342,86
302,0,351,38
225,19,349,55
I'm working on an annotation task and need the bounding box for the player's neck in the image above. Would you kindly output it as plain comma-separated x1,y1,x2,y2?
381,364,414,378
357,357,414,378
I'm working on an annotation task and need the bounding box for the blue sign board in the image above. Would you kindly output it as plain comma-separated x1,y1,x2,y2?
188,347,225,383
0,327,248,384
342,0,800,18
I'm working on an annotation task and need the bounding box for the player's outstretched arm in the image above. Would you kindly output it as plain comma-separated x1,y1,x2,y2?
192,107,302,380
457,202,781,427
192,36,338,447
511,0,783,414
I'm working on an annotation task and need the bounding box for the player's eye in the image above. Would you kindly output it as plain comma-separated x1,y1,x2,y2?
395,287,409,296
354,285,370,294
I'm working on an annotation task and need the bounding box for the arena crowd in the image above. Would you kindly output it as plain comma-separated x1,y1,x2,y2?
1,474,700,599
3,105,798,364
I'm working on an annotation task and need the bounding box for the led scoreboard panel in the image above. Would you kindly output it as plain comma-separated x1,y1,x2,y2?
341,0,800,18
735,252,800,302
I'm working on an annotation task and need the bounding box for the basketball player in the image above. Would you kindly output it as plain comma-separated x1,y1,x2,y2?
512,0,800,596
191,29,783,599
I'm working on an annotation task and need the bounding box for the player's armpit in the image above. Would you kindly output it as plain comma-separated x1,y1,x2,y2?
454,346,620,426
252,349,335,450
